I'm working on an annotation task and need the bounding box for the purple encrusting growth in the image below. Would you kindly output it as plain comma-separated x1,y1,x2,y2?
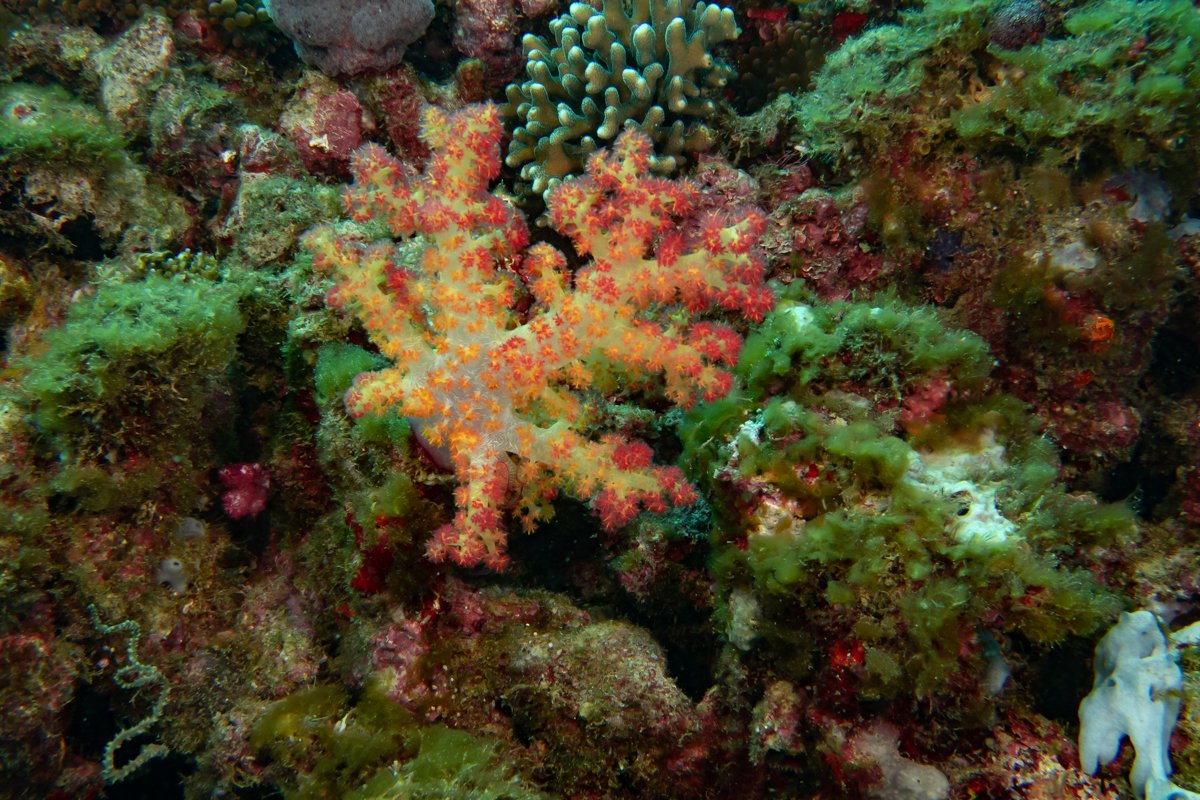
265,0,434,76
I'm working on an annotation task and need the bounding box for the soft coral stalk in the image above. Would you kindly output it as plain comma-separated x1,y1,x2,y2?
305,104,772,570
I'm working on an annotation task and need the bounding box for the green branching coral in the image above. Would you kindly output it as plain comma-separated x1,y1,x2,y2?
504,0,738,197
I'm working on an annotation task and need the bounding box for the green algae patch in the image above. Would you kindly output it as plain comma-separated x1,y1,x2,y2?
785,0,1200,171
251,677,547,800
683,287,1132,699
0,83,124,167
737,290,993,400
315,343,388,409
19,274,244,461
957,0,1200,163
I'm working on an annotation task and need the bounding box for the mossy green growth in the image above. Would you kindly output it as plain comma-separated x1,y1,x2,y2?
786,0,1001,169
786,0,1200,171
49,462,183,513
252,676,545,800
1175,646,1200,791
343,472,430,549
952,0,1200,165
352,724,545,800
0,83,124,167
315,344,388,408
684,288,1130,697
314,343,409,445
147,77,244,176
739,290,993,399
19,273,244,461
224,174,341,269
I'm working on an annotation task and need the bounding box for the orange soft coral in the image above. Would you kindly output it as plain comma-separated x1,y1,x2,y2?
306,103,772,570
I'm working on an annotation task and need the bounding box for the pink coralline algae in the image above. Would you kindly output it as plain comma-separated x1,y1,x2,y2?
0,634,79,792
279,74,370,175
1182,470,1200,526
450,0,557,85
453,0,520,80
767,191,887,298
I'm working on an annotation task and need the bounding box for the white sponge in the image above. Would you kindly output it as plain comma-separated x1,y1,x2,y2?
1078,611,1200,800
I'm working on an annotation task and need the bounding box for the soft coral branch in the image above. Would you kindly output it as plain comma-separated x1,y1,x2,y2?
306,103,771,570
